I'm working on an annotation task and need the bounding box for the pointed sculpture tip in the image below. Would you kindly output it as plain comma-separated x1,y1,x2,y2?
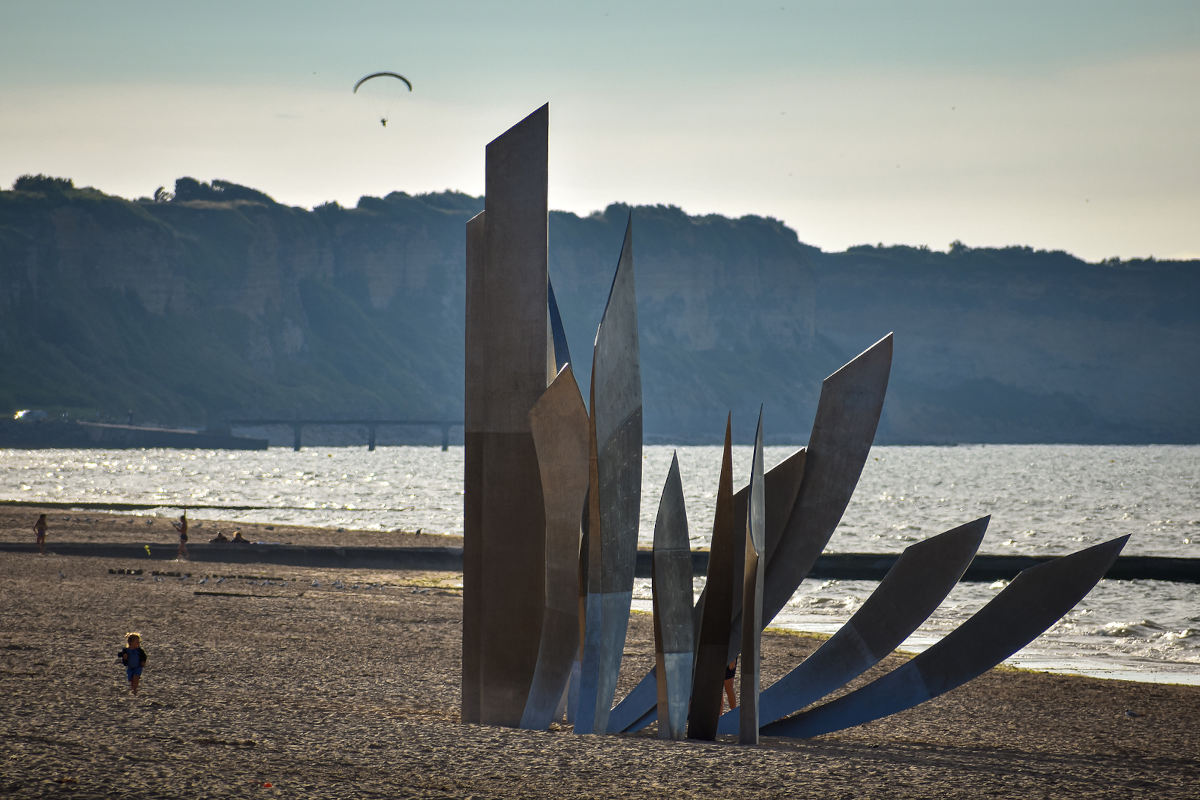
823,331,894,385
486,104,549,150
1105,533,1132,552
1081,533,1131,557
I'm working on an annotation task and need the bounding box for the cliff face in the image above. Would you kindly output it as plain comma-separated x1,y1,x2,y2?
1,179,1196,443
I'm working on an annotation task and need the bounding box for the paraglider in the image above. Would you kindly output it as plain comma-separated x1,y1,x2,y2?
353,72,413,93
353,72,412,127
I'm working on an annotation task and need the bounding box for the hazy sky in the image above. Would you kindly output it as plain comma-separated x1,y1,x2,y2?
3,1,1197,261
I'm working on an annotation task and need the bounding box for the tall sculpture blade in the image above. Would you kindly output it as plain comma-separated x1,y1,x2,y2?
611,335,890,733
652,453,694,740
469,105,550,726
462,210,486,723
718,516,988,735
520,365,590,730
687,416,737,740
606,447,806,734
764,535,1130,739
574,216,642,734
739,409,766,744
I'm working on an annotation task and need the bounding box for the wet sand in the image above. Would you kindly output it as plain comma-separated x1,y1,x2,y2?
2,505,1198,798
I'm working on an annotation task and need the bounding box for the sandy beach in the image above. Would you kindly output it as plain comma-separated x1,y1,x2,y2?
2,505,1198,798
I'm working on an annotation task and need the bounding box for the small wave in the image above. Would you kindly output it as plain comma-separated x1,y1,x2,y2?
1100,620,1167,638
799,596,860,612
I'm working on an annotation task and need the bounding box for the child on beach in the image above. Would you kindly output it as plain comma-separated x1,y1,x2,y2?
172,512,189,559
33,513,47,554
118,633,147,695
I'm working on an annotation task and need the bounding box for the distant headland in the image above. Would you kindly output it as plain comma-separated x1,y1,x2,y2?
2,175,1196,444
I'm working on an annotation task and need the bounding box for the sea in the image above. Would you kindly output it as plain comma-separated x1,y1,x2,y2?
3,444,1197,685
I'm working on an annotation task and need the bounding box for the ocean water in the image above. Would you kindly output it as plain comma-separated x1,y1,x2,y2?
2,444,1197,683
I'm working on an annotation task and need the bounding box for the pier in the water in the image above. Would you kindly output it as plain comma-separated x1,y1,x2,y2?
228,419,462,451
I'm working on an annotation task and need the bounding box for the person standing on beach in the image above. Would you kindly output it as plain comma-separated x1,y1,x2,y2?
32,514,47,555
723,658,738,711
118,633,147,695
172,512,188,559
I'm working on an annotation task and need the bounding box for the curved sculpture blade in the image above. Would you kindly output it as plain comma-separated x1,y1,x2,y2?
606,446,806,734
652,453,694,739
520,365,590,730
739,409,766,744
759,333,893,629
687,416,736,740
574,215,642,735
718,516,988,735
763,534,1130,739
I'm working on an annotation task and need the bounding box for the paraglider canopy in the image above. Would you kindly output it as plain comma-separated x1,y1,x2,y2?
353,72,413,93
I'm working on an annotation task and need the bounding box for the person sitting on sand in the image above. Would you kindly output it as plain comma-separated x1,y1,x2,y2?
172,513,189,559
33,513,47,555
118,632,147,695
210,530,229,543
231,530,248,544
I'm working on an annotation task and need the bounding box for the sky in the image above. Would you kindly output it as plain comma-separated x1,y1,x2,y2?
2,1,1198,262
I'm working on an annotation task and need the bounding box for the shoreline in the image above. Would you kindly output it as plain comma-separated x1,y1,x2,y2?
5,504,1198,688
2,507,1199,797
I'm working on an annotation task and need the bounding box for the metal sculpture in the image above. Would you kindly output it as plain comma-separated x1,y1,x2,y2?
687,417,737,740
718,516,988,734
739,411,766,745
521,365,590,730
574,217,643,735
651,453,694,740
763,535,1129,738
463,105,1129,747
610,334,892,735
464,105,551,726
